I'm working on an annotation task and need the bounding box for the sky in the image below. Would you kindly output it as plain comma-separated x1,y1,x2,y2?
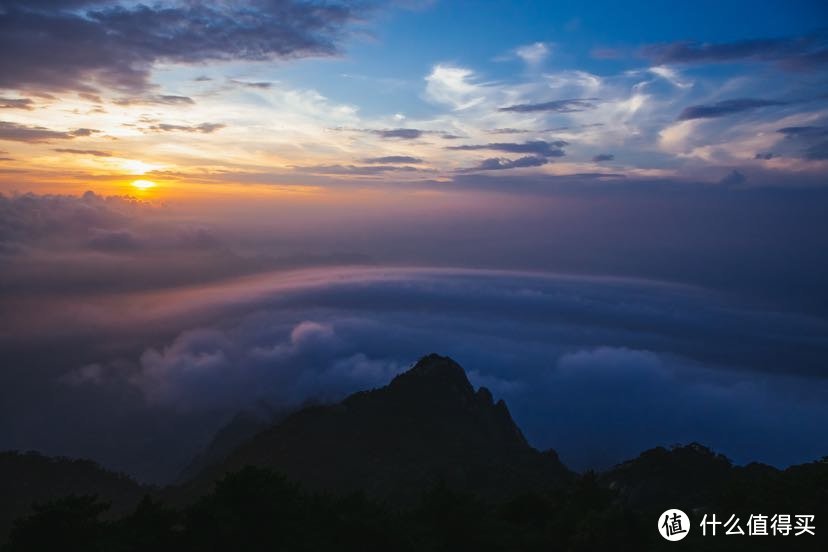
1,0,827,483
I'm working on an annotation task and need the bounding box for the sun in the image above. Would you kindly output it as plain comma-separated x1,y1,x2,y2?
131,179,157,190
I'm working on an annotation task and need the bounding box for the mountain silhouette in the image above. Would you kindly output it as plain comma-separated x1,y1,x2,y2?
1,354,826,550
179,354,573,502
0,451,146,541
602,443,734,511
605,442,828,518
176,402,289,484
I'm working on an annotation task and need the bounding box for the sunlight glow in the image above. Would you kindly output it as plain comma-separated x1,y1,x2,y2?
122,160,160,175
131,179,157,190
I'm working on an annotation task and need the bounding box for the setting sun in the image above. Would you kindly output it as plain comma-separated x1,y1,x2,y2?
131,179,156,190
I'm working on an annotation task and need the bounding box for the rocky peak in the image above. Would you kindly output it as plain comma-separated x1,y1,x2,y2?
182,353,572,501
388,354,475,399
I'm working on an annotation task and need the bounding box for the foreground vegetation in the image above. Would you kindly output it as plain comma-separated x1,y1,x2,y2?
4,454,827,552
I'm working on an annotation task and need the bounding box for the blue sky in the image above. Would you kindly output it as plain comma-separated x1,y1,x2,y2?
280,0,827,115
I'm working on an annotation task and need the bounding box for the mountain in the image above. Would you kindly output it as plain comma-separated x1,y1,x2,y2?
2,354,826,550
0,451,147,541
180,354,573,502
176,402,290,483
602,442,735,511
605,442,828,517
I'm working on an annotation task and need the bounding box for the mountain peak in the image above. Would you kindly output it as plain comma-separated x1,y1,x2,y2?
183,353,572,501
388,353,474,397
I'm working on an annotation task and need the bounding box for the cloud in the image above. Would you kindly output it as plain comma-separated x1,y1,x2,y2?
361,155,423,164
114,95,195,106
648,66,693,89
498,98,599,113
68,127,97,137
0,190,142,247
805,141,828,160
514,42,550,65
126,320,402,411
592,153,614,162
333,127,459,140
372,128,423,139
448,140,567,157
754,152,774,160
424,64,486,110
229,80,273,89
36,267,828,479
541,345,828,468
53,148,112,157
2,186,828,482
86,227,140,251
777,126,828,137
147,122,225,134
486,128,532,135
643,33,828,69
0,0,360,93
718,169,747,187
0,98,34,110
297,164,426,175
463,156,549,171
776,126,828,160
0,121,99,143
676,98,785,121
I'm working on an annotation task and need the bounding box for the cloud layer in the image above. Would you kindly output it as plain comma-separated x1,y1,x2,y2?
36,267,828,481
1,189,827,484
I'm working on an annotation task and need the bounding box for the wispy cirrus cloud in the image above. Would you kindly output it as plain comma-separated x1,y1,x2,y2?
113,95,195,107
295,164,427,176
53,148,113,157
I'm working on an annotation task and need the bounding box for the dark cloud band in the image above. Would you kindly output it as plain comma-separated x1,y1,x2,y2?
677,98,785,120
644,33,828,69
499,98,600,113
0,0,360,93
448,140,567,157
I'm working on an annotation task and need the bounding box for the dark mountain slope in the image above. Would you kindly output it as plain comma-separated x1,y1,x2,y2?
184,354,572,502
602,442,734,511
0,451,147,541
176,403,289,483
